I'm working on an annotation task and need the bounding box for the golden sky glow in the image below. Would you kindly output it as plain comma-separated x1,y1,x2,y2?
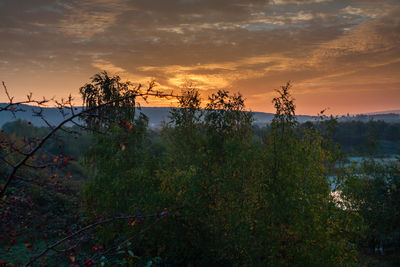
0,0,399,115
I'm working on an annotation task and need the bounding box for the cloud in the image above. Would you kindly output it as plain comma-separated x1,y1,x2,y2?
57,0,133,38
340,4,392,19
342,6,369,16
137,54,301,91
91,59,127,73
312,8,400,61
272,0,332,5
91,58,154,86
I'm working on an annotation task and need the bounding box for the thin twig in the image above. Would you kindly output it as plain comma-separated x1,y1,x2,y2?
25,213,159,266
0,90,178,197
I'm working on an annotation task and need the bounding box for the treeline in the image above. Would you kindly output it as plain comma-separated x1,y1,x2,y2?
254,120,400,156
1,119,92,158
4,115,399,160
331,120,400,155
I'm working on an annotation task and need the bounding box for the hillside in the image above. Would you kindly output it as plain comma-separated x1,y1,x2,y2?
1,104,400,129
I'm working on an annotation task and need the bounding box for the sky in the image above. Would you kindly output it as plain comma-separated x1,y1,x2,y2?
0,0,399,115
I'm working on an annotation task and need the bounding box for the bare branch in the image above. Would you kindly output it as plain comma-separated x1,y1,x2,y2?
25,212,161,266
0,87,177,197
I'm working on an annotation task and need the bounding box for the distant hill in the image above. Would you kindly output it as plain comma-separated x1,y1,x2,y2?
1,104,399,129
337,113,400,123
0,103,313,128
0,104,83,128
0,104,174,128
366,110,400,115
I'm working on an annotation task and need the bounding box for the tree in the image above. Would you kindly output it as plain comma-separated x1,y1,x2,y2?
155,89,256,265
341,158,400,258
0,73,173,266
80,82,364,265
365,121,379,155
250,83,360,265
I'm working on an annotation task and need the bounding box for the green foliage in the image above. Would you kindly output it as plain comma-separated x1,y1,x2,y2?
1,119,92,158
249,83,359,265
158,89,255,265
81,73,160,244
80,71,147,129
2,119,47,139
331,120,400,155
341,158,400,259
81,79,363,265
0,126,83,266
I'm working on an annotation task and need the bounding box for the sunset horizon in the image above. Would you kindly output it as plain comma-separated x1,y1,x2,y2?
1,0,399,115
